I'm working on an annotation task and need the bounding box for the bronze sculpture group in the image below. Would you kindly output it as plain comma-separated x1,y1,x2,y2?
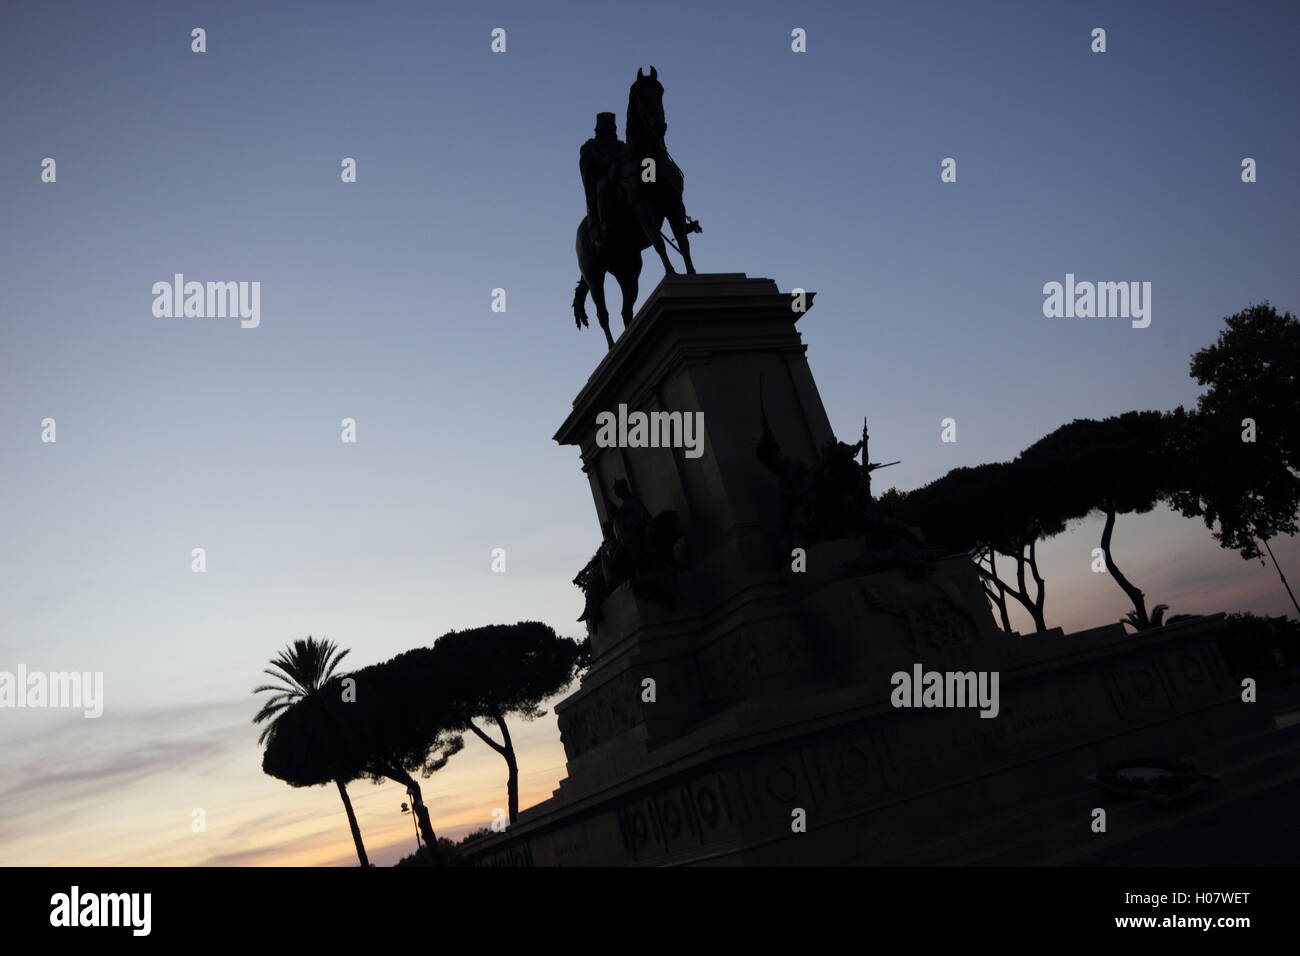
573,478,683,631
756,412,939,577
573,67,701,350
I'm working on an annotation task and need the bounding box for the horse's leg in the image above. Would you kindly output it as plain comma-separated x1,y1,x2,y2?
650,223,674,274
589,271,615,350
575,220,594,329
668,203,697,275
633,196,674,274
615,255,642,331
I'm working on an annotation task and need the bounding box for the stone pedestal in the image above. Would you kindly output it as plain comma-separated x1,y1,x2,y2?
555,272,833,625
552,274,856,782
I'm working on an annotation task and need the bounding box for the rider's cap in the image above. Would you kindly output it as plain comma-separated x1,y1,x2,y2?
595,112,617,136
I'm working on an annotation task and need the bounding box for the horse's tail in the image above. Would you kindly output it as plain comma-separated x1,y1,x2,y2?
573,277,590,329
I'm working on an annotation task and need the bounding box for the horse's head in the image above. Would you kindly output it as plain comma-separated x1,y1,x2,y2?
629,66,667,140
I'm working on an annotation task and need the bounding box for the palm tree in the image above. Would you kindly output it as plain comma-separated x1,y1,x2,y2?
1122,603,1170,632
253,637,370,867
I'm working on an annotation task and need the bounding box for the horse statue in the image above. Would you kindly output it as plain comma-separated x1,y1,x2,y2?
574,66,701,350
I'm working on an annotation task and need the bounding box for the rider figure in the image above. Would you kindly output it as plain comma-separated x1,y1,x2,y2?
579,112,627,245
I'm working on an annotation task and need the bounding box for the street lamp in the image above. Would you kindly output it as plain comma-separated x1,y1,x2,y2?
400,802,422,855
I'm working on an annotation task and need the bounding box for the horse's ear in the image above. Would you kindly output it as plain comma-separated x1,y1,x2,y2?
650,65,657,80
637,68,644,79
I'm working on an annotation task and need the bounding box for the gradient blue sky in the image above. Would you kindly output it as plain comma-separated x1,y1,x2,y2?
2,0,1298,865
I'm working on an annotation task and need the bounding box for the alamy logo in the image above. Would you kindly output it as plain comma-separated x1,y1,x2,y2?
890,664,1000,718
595,403,705,459
152,273,261,328
0,665,103,718
50,886,151,936
1042,273,1151,328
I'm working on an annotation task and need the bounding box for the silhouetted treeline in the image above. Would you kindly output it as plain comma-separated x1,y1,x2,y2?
253,623,588,866
887,303,1300,632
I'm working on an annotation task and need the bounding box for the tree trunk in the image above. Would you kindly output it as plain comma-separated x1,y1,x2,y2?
975,549,1014,633
984,583,1013,634
408,784,441,864
386,769,440,864
975,545,1047,633
1263,538,1300,617
334,777,370,867
466,715,518,824
1101,507,1149,629
1026,539,1048,632
1013,546,1049,633
493,713,520,824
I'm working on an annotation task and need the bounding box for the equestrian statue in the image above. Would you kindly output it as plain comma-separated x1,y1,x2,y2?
573,66,701,350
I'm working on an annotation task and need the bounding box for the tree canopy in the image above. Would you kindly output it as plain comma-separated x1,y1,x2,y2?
423,621,587,822
1170,304,1300,561
899,460,1063,632
1189,302,1300,474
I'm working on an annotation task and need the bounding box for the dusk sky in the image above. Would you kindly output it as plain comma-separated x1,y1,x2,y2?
2,0,1298,866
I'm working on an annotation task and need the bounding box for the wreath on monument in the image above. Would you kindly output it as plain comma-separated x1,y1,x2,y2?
1090,757,1217,803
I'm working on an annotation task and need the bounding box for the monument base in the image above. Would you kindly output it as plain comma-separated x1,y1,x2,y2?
468,604,1296,866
